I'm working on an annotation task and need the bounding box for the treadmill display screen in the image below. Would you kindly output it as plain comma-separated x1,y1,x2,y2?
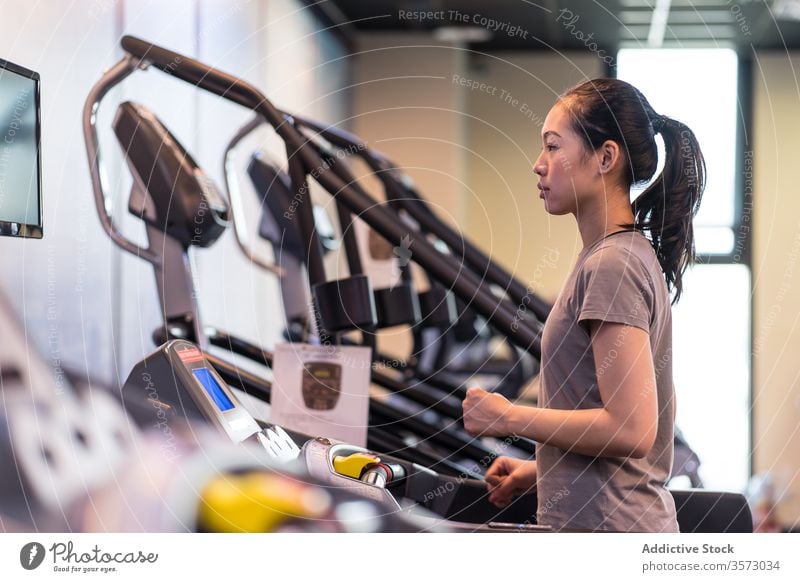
193,368,234,412
0,59,41,238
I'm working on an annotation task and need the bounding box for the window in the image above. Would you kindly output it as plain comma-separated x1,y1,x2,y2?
618,48,740,255
617,48,750,492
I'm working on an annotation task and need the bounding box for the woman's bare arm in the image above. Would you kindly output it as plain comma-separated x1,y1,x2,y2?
463,321,658,458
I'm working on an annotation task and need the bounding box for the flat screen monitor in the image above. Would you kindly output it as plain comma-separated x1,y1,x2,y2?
0,58,42,239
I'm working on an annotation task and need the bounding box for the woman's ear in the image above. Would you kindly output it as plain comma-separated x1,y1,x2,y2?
596,140,621,176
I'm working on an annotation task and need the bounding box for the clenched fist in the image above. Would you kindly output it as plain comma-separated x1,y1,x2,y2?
462,386,514,437
485,457,538,508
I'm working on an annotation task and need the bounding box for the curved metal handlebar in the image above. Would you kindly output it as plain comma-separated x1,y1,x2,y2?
221,115,284,276
82,55,162,266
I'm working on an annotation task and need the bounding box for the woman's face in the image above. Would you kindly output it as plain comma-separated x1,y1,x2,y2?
533,101,598,216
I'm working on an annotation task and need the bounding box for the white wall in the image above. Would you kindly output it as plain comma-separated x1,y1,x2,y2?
0,1,120,384
752,51,800,528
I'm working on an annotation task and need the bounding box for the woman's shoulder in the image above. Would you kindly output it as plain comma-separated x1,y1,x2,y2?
587,231,658,269
580,231,661,289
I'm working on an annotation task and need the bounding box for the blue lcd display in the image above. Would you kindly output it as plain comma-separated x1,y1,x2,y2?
192,368,234,412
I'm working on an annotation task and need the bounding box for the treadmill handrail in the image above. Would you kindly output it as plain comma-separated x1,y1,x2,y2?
116,35,542,357
83,54,162,266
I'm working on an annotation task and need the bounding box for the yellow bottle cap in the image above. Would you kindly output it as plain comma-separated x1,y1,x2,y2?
332,452,381,479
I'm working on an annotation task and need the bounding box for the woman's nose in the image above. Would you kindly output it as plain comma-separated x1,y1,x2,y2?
533,157,545,176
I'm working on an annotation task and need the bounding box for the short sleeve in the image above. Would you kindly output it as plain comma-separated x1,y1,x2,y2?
577,245,654,332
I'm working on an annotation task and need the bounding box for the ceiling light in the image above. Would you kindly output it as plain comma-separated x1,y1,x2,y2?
432,26,493,43
773,0,800,21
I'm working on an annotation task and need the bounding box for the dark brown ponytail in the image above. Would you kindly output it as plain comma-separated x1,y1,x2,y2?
633,115,705,303
560,78,706,303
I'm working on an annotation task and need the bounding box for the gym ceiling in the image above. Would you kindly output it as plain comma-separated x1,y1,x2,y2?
305,0,800,53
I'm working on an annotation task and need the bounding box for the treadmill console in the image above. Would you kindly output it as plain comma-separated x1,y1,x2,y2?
123,340,299,463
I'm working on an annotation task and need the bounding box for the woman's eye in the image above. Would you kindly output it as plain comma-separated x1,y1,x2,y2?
545,144,558,151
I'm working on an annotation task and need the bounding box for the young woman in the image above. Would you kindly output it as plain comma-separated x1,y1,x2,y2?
462,78,705,532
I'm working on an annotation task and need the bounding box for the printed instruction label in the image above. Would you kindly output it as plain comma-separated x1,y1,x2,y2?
271,342,371,446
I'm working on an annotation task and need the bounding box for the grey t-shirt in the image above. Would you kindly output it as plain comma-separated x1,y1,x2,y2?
536,230,678,532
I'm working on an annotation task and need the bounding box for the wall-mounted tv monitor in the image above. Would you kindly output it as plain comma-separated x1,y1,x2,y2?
0,58,42,239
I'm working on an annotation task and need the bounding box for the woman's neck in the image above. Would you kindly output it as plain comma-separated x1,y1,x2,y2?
576,188,636,250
